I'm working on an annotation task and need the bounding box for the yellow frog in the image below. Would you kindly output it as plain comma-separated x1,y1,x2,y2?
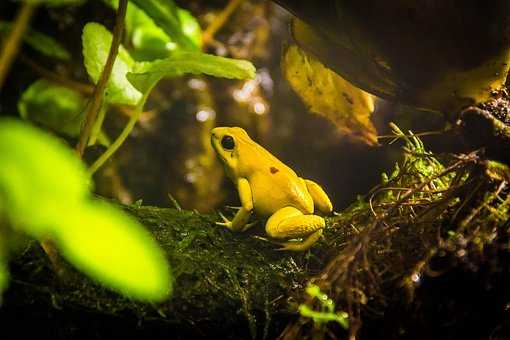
211,127,333,251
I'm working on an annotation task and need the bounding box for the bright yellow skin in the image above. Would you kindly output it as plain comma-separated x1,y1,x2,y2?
211,127,333,251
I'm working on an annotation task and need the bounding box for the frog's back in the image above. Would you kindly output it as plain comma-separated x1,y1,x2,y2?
238,140,314,216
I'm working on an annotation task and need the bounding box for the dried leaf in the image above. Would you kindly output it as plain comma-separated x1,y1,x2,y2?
282,44,377,145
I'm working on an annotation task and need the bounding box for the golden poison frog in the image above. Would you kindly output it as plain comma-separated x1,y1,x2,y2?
211,127,332,251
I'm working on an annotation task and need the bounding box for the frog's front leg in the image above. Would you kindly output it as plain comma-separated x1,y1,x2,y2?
217,178,256,232
265,206,325,251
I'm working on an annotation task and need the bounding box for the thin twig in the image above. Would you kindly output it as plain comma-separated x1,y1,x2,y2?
75,0,128,156
0,2,37,90
377,130,445,140
202,0,245,45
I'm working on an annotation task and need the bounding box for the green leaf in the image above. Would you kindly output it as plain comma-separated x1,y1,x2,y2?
0,119,90,238
128,0,201,51
18,79,86,137
128,52,256,94
105,0,201,60
55,200,172,301
82,22,142,105
0,119,171,301
175,8,202,50
0,21,71,60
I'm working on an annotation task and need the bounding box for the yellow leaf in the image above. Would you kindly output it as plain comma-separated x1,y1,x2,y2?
282,44,377,145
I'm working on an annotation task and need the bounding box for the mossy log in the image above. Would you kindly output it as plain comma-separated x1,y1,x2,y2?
1,205,347,340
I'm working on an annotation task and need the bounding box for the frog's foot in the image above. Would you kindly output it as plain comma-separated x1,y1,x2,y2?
216,210,257,231
216,211,234,229
252,235,285,246
254,233,321,251
276,229,323,251
265,206,325,251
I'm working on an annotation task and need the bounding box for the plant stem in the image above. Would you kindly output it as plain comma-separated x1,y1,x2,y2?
75,0,128,156
89,104,107,146
88,88,152,176
88,106,142,176
88,50,160,175
0,2,37,90
202,0,245,45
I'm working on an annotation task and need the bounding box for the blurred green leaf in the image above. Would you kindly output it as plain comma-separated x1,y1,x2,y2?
18,79,86,137
128,0,200,51
105,0,201,60
300,283,349,329
0,119,171,301
82,22,142,105
175,8,202,50
299,305,349,329
128,52,256,94
0,21,71,60
0,119,90,237
55,200,172,301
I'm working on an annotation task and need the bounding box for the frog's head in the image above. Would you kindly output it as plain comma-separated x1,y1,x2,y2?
211,126,252,177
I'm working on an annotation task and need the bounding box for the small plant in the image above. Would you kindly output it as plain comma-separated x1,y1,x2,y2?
299,283,349,330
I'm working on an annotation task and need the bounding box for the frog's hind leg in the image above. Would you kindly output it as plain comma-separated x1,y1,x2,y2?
304,179,333,214
265,206,325,251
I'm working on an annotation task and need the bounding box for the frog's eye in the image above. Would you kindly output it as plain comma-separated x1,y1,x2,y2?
221,135,235,150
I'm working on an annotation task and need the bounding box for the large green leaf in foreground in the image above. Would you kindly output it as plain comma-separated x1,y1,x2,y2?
56,200,172,300
0,120,90,237
0,119,171,301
